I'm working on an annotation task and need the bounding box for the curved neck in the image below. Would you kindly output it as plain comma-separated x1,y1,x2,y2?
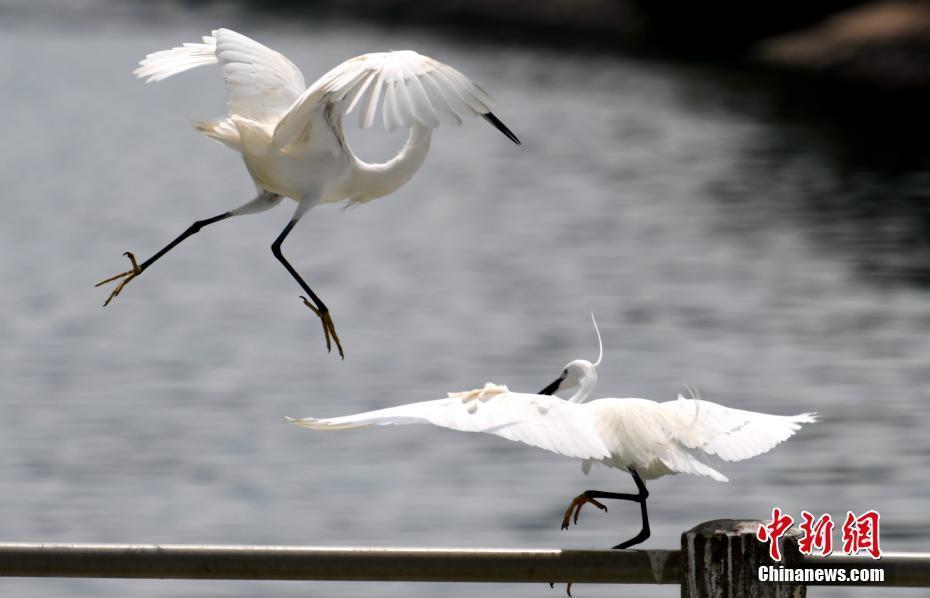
352,124,432,202
566,369,598,403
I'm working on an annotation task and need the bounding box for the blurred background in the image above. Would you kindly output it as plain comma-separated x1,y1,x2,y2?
1,0,929,596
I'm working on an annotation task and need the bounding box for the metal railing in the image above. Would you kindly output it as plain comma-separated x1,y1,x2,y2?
0,543,678,584
2,524,928,595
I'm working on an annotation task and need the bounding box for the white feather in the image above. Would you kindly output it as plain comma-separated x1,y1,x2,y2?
134,37,218,82
133,28,508,153
288,382,816,482
663,395,818,462
273,49,494,147
288,383,612,461
134,29,305,128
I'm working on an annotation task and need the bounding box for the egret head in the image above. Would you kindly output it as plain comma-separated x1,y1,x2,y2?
537,314,603,402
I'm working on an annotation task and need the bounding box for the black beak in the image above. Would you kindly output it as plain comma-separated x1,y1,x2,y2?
538,374,565,396
482,112,521,145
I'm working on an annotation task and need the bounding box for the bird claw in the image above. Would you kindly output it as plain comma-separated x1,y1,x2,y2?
96,252,143,306
553,495,594,598
300,296,344,359
560,494,607,530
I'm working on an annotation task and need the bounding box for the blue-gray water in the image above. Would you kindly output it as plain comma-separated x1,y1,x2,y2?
2,2,929,597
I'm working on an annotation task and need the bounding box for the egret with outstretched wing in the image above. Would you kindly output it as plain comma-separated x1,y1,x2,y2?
287,318,817,548
97,28,520,357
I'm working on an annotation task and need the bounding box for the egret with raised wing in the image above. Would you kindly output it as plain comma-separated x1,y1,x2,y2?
96,28,520,357
287,317,817,548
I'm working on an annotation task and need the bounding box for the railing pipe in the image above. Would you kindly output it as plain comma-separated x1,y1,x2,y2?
0,543,678,584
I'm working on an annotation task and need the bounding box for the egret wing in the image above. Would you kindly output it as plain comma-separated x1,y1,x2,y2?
287,383,611,461
273,50,496,147
662,396,817,462
134,35,218,82
135,28,306,123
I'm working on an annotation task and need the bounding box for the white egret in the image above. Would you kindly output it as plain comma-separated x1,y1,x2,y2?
287,317,817,548
96,28,520,357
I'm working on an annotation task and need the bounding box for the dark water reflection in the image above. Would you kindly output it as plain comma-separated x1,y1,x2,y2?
1,3,929,597
706,70,930,285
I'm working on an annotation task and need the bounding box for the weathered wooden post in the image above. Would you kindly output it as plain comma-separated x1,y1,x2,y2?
681,519,805,598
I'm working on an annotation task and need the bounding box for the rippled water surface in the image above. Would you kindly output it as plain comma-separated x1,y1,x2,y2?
2,3,929,597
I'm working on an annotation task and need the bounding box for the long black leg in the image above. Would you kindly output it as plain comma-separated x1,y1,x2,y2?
139,212,232,272
271,220,327,308
271,219,344,358
96,211,232,305
561,467,651,549
96,191,283,306
553,470,649,597
612,469,650,549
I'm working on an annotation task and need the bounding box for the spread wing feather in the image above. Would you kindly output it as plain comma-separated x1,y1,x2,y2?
135,30,510,148
274,50,494,147
134,28,306,124
663,396,818,462
287,383,611,461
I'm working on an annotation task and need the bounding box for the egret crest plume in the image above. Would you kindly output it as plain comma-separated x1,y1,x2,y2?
591,313,603,367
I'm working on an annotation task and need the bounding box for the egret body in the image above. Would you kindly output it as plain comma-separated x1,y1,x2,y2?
96,28,520,357
287,318,817,548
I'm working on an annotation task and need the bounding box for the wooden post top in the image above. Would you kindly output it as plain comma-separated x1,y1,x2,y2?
681,519,806,598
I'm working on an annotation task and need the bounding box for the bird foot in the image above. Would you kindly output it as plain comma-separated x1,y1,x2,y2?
548,582,575,597
561,493,607,529
613,529,650,550
95,252,143,306
300,297,344,359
